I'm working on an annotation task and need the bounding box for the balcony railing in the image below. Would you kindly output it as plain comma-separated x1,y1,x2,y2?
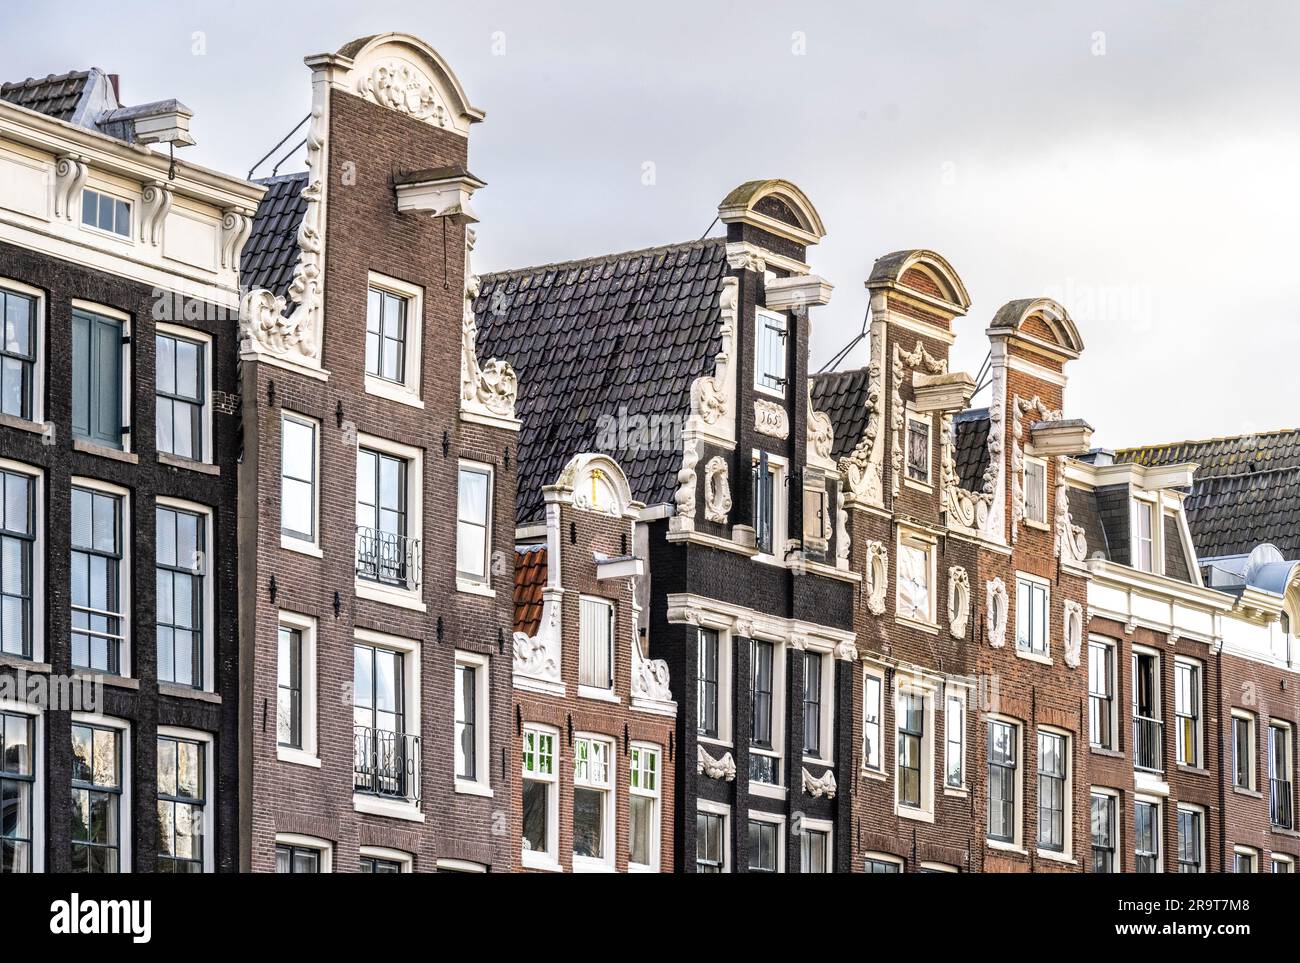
355,526,421,590
1133,715,1164,773
353,725,420,803
1271,778,1293,829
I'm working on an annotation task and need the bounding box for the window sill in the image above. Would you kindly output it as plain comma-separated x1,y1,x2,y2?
355,579,427,613
364,375,424,409
943,785,969,798
277,747,321,768
521,851,562,873
699,736,735,752
0,653,51,673
753,384,786,402
894,615,939,636
986,840,1027,855
749,781,787,801
73,438,137,463
898,805,935,824
1036,848,1076,865
860,767,887,782
1024,519,1051,533
353,794,425,822
572,856,617,874
157,452,219,475
73,672,138,689
1232,786,1263,799
578,685,621,704
0,413,47,435
628,862,659,874
158,683,221,703
281,536,323,558
902,477,933,495
1089,745,1124,758
1013,648,1053,666
1175,763,1210,778
455,779,494,799
456,579,496,599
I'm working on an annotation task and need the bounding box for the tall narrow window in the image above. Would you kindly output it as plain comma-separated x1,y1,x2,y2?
1090,792,1116,873
155,332,205,460
751,452,777,555
1176,806,1202,873
754,308,787,396
697,628,720,739
988,720,1017,843
628,744,660,870
573,736,612,865
1037,730,1067,852
454,661,477,781
801,829,830,873
456,465,491,585
748,819,780,873
71,723,122,872
1015,576,1048,655
356,448,411,587
945,692,965,788
802,651,823,757
897,689,924,809
0,287,36,421
750,639,777,784
863,673,883,771
0,469,34,660
521,727,556,863
1088,639,1114,748
1174,659,1200,767
579,597,614,689
157,735,205,873
1024,457,1047,525
156,505,205,689
0,711,34,873
352,644,409,800
696,811,726,873
70,486,123,674
365,287,408,384
1134,500,1154,572
1132,651,1162,773
1269,723,1293,829
71,309,124,449
277,626,302,749
896,533,934,623
1135,800,1160,873
1233,713,1255,790
280,415,317,543
905,414,931,483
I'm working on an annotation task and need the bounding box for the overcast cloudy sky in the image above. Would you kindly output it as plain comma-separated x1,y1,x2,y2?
4,0,1297,448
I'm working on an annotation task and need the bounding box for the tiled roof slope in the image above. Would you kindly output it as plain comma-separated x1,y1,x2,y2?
810,367,870,461
239,173,308,299
514,546,547,637
1,69,93,122
475,238,729,523
1119,430,1300,560
953,409,991,492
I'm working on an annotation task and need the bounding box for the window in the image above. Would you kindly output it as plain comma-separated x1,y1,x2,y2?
1037,730,1068,853
754,307,787,396
800,825,831,873
865,854,902,873
1133,650,1162,773
1135,799,1161,873
1090,791,1117,873
987,719,1018,844
71,308,126,449
0,286,37,421
70,485,125,675
1176,805,1203,873
573,735,613,868
905,412,931,484
275,838,329,873
156,733,207,873
1088,638,1115,748
155,503,207,689
747,816,782,873
81,188,130,237
696,808,727,873
1015,576,1049,656
628,744,660,871
1269,722,1293,829
1234,848,1257,873
945,690,965,789
360,855,405,873
456,463,492,586
751,451,784,557
1273,855,1295,874
365,285,409,384
71,722,124,872
156,331,207,461
352,642,415,802
579,596,614,690
1134,499,1154,572
0,710,35,873
1232,711,1256,790
356,446,413,588
896,532,934,624
1024,456,1047,525
1174,658,1201,767
521,726,558,867
276,613,317,764
698,628,720,739
897,688,925,810
802,651,823,757
863,670,883,771
749,639,778,784
0,468,35,660
280,414,317,544
454,651,490,794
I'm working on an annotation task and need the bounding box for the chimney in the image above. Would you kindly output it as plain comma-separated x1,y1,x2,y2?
107,73,120,105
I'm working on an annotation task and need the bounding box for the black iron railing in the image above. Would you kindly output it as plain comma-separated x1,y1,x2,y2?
353,725,420,803
1133,715,1164,774
355,526,420,590
1271,778,1293,829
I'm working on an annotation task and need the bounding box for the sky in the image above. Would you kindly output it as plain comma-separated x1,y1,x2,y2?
3,0,1298,449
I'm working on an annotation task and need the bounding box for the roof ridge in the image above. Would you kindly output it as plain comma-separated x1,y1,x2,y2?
1118,427,1300,456
484,235,725,281
1191,464,1300,486
0,68,92,92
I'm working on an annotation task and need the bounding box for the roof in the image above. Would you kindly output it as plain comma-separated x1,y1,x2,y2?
953,409,991,491
1119,430,1300,559
474,237,730,523
514,546,547,637
809,367,871,461
0,69,95,122
239,173,309,299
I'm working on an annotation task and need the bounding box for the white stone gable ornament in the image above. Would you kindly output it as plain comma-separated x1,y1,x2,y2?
460,229,520,423
865,541,889,616
1063,599,1084,669
698,745,736,781
802,767,838,799
986,577,1009,649
948,566,970,639
703,456,732,524
357,60,452,128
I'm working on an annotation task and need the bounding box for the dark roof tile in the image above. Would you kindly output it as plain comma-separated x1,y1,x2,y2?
239,173,308,299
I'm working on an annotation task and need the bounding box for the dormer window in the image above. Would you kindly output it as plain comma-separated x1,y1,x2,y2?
81,188,131,239
905,412,931,484
754,308,787,398
1023,456,1047,526
1133,499,1155,572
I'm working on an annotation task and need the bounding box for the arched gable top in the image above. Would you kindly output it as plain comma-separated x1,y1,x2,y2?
546,453,641,519
988,297,1085,359
718,179,827,246
866,249,971,315
325,33,485,136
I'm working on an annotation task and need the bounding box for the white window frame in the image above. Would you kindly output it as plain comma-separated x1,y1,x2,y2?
1090,787,1120,873
1173,656,1203,769
436,858,487,873
862,664,885,774
578,594,617,698
697,622,734,747
1231,708,1256,791
1014,572,1051,661
155,495,215,693
746,809,786,874
986,714,1024,851
274,833,332,873
1234,845,1259,873
751,449,788,565
903,409,932,488
1176,802,1206,873
520,723,560,871
1023,455,1049,528
1271,853,1295,874
276,610,319,767
696,799,731,874
628,741,662,873
354,432,426,612
0,699,45,872
70,300,132,454
70,476,131,678
1088,635,1117,749
572,732,616,873
864,851,904,873
455,460,494,595
279,411,321,556
748,634,787,800
920,861,959,873
801,645,835,766
352,627,423,821
0,458,44,664
154,322,214,465
1134,795,1163,873
0,277,46,426
895,528,937,628
894,677,936,821
798,817,833,873
360,845,413,873
453,650,492,798
363,272,424,407
1035,725,1073,862
79,184,135,242
753,306,787,399
944,684,967,792
70,711,131,872
156,725,215,873
1132,496,1156,573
